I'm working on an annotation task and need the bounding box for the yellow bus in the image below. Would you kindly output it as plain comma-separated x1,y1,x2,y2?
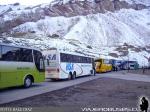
95,58,112,73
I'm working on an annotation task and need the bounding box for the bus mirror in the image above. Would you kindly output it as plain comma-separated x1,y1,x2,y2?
40,58,44,69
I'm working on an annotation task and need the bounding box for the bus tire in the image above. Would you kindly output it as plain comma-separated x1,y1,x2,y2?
68,72,72,80
24,76,32,88
51,79,57,81
72,71,76,80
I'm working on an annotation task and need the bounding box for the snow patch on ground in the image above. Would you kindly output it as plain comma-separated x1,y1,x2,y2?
0,1,150,66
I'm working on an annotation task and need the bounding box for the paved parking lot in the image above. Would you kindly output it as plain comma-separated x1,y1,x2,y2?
1,75,150,112
0,71,150,105
0,74,100,104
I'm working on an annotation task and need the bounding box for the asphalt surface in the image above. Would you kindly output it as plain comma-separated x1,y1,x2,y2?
0,74,100,104
0,71,150,105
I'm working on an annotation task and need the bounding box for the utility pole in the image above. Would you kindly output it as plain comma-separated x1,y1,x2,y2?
148,57,150,69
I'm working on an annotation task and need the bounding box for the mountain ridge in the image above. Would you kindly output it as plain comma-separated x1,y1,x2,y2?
0,0,149,35
0,0,150,66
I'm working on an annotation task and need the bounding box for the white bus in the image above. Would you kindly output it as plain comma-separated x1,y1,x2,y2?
42,49,95,80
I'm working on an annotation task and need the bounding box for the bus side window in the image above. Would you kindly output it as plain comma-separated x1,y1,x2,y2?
19,48,33,62
1,46,20,61
60,53,66,62
81,57,84,63
66,54,70,62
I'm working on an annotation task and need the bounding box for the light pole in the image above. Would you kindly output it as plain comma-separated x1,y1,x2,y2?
148,57,150,69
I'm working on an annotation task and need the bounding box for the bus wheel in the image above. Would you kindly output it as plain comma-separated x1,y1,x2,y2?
72,71,76,80
68,72,72,80
24,76,32,88
51,79,57,81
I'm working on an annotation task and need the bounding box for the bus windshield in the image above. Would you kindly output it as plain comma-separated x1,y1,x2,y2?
44,53,58,67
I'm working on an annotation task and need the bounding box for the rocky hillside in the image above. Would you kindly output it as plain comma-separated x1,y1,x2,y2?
0,0,149,35
0,0,150,66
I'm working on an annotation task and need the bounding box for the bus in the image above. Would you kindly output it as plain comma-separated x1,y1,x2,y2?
95,58,112,73
121,60,139,70
110,59,139,70
111,59,124,71
0,44,45,89
43,49,95,80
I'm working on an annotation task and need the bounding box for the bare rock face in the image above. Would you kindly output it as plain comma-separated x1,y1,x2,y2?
113,0,130,10
0,0,148,35
99,0,115,12
44,0,146,17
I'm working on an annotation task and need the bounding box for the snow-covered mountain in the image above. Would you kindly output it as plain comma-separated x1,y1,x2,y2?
0,0,150,66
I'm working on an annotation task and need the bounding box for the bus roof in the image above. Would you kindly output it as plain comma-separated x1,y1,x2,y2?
42,49,95,59
0,43,41,52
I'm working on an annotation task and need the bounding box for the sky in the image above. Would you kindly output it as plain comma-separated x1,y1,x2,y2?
0,0,54,6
